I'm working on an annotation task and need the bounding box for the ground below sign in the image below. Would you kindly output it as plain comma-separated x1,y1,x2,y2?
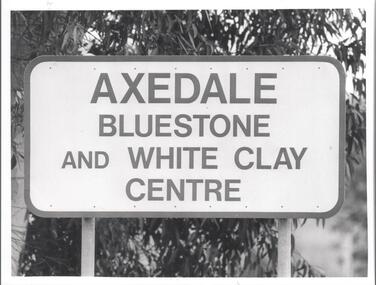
25,56,345,218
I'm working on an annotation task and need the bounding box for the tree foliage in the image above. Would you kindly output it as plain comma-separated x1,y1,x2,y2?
12,9,366,277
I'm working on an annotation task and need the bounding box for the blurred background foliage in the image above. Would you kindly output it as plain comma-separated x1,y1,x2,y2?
11,9,366,277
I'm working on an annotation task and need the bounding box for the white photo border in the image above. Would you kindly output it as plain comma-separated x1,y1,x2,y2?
1,1,375,285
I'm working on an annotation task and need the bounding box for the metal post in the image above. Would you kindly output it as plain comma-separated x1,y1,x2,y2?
81,217,95,276
277,218,291,277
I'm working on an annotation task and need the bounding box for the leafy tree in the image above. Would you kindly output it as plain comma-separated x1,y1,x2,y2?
11,9,366,277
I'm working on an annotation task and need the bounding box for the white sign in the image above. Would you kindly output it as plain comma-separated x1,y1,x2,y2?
25,56,345,218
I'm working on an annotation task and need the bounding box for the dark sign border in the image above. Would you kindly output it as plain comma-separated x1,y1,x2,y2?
24,55,345,218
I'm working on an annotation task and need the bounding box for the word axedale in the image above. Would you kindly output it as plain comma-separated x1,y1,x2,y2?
90,72,277,104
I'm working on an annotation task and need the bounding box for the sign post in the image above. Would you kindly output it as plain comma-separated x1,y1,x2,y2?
277,218,292,277
24,56,345,277
81,217,95,276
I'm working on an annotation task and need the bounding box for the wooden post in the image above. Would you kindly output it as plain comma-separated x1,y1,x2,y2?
81,217,95,276
277,218,291,277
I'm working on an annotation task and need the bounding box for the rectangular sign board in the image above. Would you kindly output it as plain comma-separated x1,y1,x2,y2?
25,56,345,218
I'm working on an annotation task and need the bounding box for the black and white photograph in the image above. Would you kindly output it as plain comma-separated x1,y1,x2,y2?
1,0,375,284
